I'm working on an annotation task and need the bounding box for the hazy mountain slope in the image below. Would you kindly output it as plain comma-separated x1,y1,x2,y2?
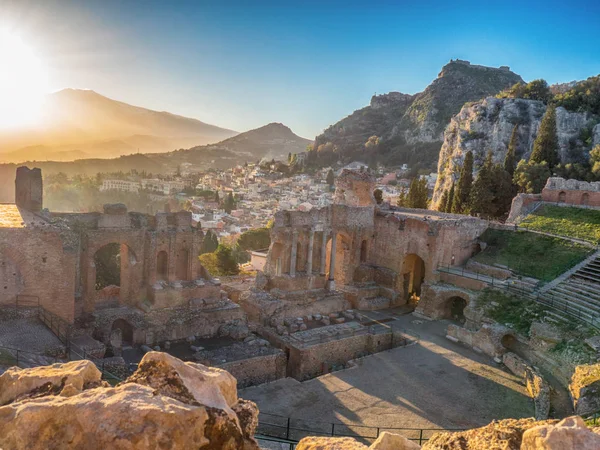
313,60,523,169
176,122,312,162
0,89,238,161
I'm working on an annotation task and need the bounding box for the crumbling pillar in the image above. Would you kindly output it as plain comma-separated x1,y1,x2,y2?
290,229,298,277
320,230,328,275
327,232,337,290
306,228,315,275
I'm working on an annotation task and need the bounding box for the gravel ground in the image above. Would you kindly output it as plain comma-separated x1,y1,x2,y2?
0,318,63,353
242,313,534,436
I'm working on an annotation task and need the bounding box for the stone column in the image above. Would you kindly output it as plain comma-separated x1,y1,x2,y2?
306,228,315,275
289,229,298,277
327,232,337,290
320,230,328,275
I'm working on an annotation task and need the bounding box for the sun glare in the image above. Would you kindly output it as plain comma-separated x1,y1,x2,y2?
0,29,48,129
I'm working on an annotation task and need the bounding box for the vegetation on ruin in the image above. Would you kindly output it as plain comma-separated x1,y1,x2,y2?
519,206,600,244
473,229,590,281
199,244,240,276
477,289,546,335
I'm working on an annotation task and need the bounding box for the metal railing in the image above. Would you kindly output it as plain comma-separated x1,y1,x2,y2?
0,345,63,368
437,265,600,330
256,411,463,445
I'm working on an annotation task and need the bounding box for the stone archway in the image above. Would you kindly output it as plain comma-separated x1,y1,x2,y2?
325,232,353,287
402,253,426,300
175,248,189,281
558,191,566,203
91,243,138,309
582,193,590,206
446,296,468,324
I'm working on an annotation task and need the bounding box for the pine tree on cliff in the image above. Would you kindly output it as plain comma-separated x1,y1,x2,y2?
469,151,495,217
504,125,519,176
451,151,473,214
529,104,559,169
446,183,455,213
326,169,335,186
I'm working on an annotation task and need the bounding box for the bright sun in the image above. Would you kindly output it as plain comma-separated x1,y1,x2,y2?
0,29,48,129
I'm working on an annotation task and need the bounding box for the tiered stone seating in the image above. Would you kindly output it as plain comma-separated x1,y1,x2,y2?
542,256,600,324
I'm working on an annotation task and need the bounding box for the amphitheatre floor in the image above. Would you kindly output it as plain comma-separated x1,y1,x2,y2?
242,311,534,432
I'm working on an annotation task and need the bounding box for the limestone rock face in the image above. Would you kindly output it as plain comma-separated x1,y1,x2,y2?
369,431,421,449
521,416,600,450
0,360,102,406
0,352,259,450
314,60,522,169
432,97,599,206
296,436,369,450
569,363,600,415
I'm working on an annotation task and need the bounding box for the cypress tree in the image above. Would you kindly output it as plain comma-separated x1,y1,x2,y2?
438,190,449,213
469,152,495,217
451,151,474,214
446,183,455,213
504,125,518,176
530,104,559,169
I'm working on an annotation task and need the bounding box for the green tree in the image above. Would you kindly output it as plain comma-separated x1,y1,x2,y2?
489,164,515,218
468,152,495,217
215,244,240,275
504,125,519,176
396,188,407,207
373,188,383,205
438,190,449,213
200,230,219,254
513,160,551,193
451,151,473,214
530,105,559,169
237,227,271,252
224,192,236,214
326,169,335,186
446,183,455,213
214,191,220,204
590,144,600,178
406,177,429,209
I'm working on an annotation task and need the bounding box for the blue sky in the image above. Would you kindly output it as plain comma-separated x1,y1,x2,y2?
2,0,600,138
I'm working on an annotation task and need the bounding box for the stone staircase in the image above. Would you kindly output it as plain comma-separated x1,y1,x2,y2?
540,254,600,326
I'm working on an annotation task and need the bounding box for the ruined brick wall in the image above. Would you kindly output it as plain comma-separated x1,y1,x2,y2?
0,229,76,322
15,167,43,212
541,177,600,207
218,351,287,388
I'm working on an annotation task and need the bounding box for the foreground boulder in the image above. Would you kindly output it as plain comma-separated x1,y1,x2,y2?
0,360,103,406
0,352,259,450
521,416,600,449
296,432,420,450
569,363,600,415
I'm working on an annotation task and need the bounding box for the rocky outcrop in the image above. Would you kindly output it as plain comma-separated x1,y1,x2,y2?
0,360,103,406
570,363,600,415
314,60,523,168
296,432,419,450
433,96,599,206
0,352,259,450
521,416,600,449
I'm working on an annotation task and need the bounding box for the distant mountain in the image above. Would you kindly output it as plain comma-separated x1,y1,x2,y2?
173,123,312,164
0,89,238,162
313,60,524,170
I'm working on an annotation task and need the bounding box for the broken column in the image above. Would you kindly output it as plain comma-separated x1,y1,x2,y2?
15,166,43,212
306,228,314,275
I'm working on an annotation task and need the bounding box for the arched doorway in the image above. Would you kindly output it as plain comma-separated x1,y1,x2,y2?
501,334,517,352
582,193,590,206
558,191,566,203
93,243,137,307
402,254,425,301
156,251,168,281
447,296,468,324
176,249,189,280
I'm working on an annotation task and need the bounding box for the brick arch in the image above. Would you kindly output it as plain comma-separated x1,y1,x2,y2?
416,284,477,320
82,235,145,314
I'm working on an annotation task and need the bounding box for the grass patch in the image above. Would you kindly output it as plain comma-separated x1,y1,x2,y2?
520,205,600,244
477,289,546,335
473,229,590,281
551,340,597,365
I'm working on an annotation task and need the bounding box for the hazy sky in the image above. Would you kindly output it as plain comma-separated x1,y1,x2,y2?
1,0,599,138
